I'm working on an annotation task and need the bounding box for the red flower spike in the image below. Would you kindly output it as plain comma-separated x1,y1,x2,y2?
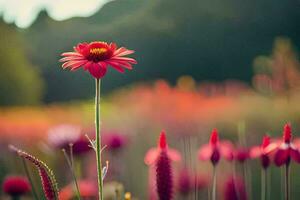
159,131,167,150
156,150,173,200
9,145,59,200
2,176,31,197
283,123,292,143
210,128,219,146
60,41,137,79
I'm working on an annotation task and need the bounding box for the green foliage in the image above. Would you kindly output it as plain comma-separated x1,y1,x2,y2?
0,22,44,105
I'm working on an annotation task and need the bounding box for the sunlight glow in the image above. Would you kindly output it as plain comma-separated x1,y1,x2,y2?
0,0,111,28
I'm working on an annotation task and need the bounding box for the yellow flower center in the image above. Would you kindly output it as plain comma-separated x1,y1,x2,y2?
90,48,107,55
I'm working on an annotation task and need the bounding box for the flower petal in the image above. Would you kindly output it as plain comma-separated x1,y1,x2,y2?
105,61,125,73
114,47,135,57
144,148,159,165
290,147,300,163
61,52,82,57
220,141,234,161
110,57,137,64
88,63,107,79
59,56,84,62
274,148,290,166
168,148,181,162
70,61,88,71
62,60,86,69
198,144,213,161
249,146,262,158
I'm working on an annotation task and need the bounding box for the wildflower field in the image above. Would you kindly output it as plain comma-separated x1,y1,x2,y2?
1,1,300,200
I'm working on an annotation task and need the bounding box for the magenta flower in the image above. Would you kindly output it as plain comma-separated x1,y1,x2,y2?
60,41,137,79
177,168,193,196
177,169,192,195
198,128,233,165
234,147,250,163
103,132,128,151
155,132,173,200
223,176,247,200
72,136,92,155
250,135,277,169
2,176,31,197
274,123,300,166
144,131,181,200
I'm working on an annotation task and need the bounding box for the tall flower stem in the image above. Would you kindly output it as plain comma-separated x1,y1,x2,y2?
95,78,103,200
261,169,267,200
212,166,217,200
285,162,290,200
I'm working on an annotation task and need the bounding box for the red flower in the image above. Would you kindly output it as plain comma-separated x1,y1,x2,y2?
250,135,277,169
274,123,300,166
198,128,233,165
59,180,97,200
2,176,31,197
60,41,137,79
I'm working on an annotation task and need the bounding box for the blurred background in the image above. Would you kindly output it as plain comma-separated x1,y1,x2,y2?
1,0,300,199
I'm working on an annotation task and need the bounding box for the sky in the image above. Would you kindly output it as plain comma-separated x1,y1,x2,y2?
0,0,111,28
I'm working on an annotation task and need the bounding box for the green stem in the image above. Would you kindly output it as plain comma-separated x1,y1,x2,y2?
261,169,267,200
95,78,104,200
285,162,290,200
212,166,217,200
21,158,39,200
62,149,81,200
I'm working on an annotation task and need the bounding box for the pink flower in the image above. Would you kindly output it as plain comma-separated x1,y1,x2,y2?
198,128,233,165
250,135,277,169
60,41,137,79
47,124,81,150
177,168,193,196
2,176,31,197
59,180,97,200
274,123,300,166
